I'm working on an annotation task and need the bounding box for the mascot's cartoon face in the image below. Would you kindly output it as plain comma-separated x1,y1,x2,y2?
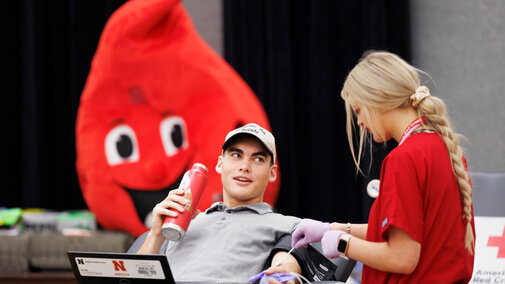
76,0,279,236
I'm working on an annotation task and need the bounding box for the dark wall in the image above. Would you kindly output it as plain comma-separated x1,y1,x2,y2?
3,0,409,224
224,0,409,222
2,0,126,210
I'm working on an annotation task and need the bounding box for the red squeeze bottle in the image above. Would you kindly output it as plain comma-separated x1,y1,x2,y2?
161,163,208,241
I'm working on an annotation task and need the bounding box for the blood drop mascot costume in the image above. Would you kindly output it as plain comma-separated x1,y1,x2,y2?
75,0,279,236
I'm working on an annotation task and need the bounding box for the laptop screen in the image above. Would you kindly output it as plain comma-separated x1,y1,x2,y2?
68,251,175,284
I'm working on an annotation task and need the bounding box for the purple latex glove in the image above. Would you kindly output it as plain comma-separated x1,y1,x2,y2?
321,230,346,259
248,271,297,283
291,218,330,248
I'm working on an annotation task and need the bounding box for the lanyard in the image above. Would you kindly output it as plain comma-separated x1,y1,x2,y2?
398,117,426,145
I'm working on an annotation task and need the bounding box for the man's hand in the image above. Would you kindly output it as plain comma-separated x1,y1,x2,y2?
138,188,189,254
262,267,297,284
262,250,301,284
291,218,330,248
150,188,189,234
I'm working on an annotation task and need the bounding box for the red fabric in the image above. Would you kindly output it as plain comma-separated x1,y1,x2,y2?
362,132,475,283
75,0,279,237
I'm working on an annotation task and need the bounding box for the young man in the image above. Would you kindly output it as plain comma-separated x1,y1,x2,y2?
137,123,301,283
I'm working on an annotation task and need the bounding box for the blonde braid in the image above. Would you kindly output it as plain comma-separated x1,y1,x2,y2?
418,96,475,255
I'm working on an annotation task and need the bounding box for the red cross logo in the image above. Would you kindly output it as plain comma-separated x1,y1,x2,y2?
487,226,505,258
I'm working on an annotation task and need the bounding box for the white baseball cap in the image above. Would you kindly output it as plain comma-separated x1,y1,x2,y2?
222,123,276,163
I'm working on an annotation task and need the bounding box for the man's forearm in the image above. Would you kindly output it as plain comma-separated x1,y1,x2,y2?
271,251,301,274
137,230,166,254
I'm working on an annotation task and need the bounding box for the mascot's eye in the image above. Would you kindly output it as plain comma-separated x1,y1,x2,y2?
116,135,133,158
160,116,188,156
104,125,140,165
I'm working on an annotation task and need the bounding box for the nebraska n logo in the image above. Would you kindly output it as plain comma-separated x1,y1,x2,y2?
112,260,126,272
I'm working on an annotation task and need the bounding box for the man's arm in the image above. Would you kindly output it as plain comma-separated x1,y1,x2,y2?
137,230,166,254
263,251,301,284
137,188,189,254
271,251,301,274
260,232,303,284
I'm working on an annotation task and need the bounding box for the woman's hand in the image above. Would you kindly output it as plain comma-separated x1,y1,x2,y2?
321,230,346,258
291,218,330,248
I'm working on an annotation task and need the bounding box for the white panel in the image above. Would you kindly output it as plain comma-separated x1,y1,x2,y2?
411,0,505,172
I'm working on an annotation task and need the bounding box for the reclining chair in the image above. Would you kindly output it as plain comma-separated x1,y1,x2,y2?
127,231,356,283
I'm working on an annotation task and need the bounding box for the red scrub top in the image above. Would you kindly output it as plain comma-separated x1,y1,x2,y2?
362,132,475,284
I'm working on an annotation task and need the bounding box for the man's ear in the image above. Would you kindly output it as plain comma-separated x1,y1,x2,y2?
269,164,278,183
215,155,223,174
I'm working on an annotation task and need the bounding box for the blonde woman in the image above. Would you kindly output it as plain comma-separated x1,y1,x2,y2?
292,51,475,283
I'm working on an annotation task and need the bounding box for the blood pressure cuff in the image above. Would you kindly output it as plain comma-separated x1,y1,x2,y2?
263,234,337,281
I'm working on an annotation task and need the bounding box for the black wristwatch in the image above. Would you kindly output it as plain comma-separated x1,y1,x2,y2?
337,234,352,257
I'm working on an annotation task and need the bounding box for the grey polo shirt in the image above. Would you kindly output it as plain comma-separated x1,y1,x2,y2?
164,202,300,282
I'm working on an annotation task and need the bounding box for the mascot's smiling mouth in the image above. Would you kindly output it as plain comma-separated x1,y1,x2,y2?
123,166,188,224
